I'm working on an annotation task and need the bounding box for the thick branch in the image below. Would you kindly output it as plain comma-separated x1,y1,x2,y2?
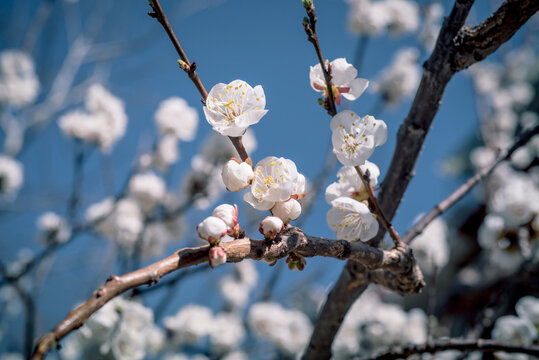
452,0,539,71
31,228,422,359
367,338,539,360
304,0,539,357
402,124,539,244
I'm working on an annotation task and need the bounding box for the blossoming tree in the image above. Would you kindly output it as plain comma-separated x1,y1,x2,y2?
0,0,538,359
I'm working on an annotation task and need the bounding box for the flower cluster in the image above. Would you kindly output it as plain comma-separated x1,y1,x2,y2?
308,57,388,242
58,84,128,152
347,0,419,37
0,50,40,108
139,97,199,171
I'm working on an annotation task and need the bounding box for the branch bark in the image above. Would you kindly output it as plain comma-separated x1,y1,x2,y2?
31,227,423,359
304,0,538,358
366,338,539,360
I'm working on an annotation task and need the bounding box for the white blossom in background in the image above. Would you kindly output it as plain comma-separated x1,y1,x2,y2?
219,261,258,310
209,312,245,354
384,0,420,36
36,212,71,245
155,97,198,141
516,296,539,326
203,80,267,136
330,110,387,166
347,0,419,37
244,156,300,211
153,134,180,171
221,159,254,192
164,304,213,346
372,48,420,106
128,172,166,213
310,58,369,105
410,217,449,273
419,3,444,52
327,197,379,241
61,297,163,360
0,354,23,360
325,161,380,204
491,315,537,360
0,155,23,199
247,302,313,357
0,50,40,107
85,197,144,254
58,84,128,152
139,218,184,259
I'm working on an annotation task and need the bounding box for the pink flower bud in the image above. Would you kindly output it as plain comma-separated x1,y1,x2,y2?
209,246,227,268
271,198,302,224
259,216,284,240
197,216,227,245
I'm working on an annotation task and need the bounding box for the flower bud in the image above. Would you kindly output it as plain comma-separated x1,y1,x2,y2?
213,203,240,237
197,216,227,245
209,246,227,268
221,159,254,192
259,216,284,240
286,253,306,271
271,198,302,224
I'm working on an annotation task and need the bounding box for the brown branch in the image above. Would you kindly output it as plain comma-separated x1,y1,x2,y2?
402,123,539,244
148,0,208,101
355,166,402,247
366,338,539,360
302,0,337,116
303,0,535,356
31,227,422,359
148,0,250,162
452,0,539,72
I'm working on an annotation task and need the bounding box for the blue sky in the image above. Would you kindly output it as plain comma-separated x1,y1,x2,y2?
0,0,529,353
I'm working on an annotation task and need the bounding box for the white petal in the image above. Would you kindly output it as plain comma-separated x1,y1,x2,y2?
330,58,358,86
309,64,326,92
243,192,275,211
325,181,352,204
342,78,369,100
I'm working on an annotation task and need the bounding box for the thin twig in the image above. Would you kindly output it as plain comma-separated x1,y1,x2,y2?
355,166,402,247
366,338,539,360
302,0,337,117
148,0,251,162
402,123,539,244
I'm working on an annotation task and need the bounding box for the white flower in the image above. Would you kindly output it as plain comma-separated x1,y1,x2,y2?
0,50,40,107
197,216,227,244
310,58,369,105
372,48,420,105
209,246,227,268
492,315,537,345
209,312,245,354
58,84,128,152
155,97,198,141
204,80,267,136
411,217,449,273
0,155,23,198
128,172,166,212
37,212,71,245
327,197,379,242
244,156,299,211
385,0,419,36
259,216,284,240
221,159,254,192
330,111,387,166
212,203,239,229
271,198,301,223
516,296,539,326
155,134,180,169
348,0,392,36
325,161,380,204
247,302,313,356
164,305,213,346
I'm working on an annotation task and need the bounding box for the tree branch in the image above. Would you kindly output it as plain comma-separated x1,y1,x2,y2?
31,227,422,359
402,123,539,244
304,0,537,357
366,338,539,360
